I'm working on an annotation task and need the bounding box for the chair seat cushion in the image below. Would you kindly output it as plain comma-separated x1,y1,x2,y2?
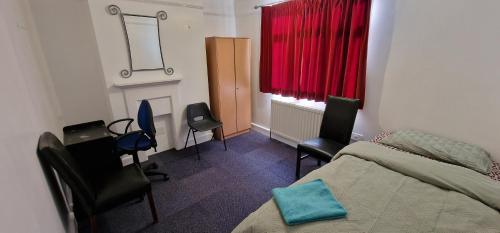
189,119,222,132
116,131,152,151
93,164,150,213
298,138,346,162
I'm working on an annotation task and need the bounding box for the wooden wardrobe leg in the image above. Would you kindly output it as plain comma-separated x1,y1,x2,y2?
89,215,97,233
146,190,159,223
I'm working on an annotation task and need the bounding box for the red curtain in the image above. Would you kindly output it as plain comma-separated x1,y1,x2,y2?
259,0,371,108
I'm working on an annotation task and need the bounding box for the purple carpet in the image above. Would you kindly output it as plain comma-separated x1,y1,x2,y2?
79,130,320,233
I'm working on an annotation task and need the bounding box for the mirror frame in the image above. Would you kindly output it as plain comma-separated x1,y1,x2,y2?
107,5,174,78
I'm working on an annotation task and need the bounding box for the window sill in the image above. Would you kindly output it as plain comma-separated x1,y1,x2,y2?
271,95,326,113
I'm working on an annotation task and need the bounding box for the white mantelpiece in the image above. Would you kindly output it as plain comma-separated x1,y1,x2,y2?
113,75,182,88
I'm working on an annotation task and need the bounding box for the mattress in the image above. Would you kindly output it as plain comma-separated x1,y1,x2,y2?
233,142,500,233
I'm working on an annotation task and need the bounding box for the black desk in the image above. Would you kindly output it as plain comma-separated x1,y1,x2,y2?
64,120,111,147
63,120,120,221
63,120,121,175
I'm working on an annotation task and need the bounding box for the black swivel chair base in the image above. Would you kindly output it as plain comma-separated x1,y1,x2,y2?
143,163,169,181
132,153,169,181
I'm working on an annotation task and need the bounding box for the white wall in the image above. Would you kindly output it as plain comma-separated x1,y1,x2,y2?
0,0,72,232
28,0,112,126
203,0,237,37
234,0,396,140
354,0,396,139
380,0,500,161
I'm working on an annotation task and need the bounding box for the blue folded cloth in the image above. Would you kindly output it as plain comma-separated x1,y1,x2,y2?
272,179,347,225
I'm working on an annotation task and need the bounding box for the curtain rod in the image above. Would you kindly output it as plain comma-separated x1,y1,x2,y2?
254,1,289,9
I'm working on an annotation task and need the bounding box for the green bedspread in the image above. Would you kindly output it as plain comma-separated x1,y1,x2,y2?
233,142,500,233
272,179,346,225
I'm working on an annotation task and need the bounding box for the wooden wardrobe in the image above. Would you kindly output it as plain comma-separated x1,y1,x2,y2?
205,37,251,139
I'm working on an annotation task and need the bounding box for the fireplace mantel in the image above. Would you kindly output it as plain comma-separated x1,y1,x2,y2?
113,75,182,88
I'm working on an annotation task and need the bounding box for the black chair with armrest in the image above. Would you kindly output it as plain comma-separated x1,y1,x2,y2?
296,96,360,179
184,102,227,160
37,132,158,233
107,100,168,180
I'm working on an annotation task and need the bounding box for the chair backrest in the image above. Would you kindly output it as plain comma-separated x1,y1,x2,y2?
319,96,360,145
37,132,95,213
137,100,156,141
186,102,214,125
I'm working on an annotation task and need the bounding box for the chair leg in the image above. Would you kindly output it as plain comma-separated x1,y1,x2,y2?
192,130,200,160
296,149,302,180
89,215,97,233
145,171,169,181
146,190,159,223
220,126,227,151
211,129,215,141
132,152,141,168
184,128,191,149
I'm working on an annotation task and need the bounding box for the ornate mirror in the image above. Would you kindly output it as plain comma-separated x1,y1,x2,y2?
107,5,174,78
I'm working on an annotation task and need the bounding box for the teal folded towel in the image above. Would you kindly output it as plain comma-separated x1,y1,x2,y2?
272,179,347,225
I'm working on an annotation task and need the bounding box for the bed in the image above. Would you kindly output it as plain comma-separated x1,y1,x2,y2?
233,139,500,233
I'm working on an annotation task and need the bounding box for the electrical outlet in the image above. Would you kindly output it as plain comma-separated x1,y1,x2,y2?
351,133,364,141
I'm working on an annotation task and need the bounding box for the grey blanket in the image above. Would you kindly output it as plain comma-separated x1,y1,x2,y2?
233,142,500,233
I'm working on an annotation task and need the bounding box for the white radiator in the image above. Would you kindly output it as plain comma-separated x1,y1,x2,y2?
270,99,324,144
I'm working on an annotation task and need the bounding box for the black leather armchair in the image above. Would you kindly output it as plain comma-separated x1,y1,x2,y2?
296,96,359,179
37,132,158,233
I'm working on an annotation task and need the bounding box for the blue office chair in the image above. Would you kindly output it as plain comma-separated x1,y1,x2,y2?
107,100,169,180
